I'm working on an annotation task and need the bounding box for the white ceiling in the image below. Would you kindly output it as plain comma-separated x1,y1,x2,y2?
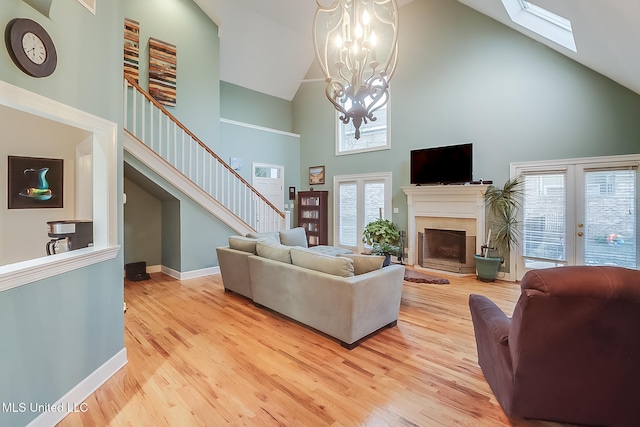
193,0,640,101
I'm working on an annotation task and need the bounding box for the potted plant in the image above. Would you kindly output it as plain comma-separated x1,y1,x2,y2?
362,217,401,267
474,177,523,282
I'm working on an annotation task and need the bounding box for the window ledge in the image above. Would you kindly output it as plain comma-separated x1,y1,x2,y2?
0,246,120,293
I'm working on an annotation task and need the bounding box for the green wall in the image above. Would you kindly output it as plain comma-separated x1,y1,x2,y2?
124,152,234,272
124,0,221,151
292,0,640,240
124,178,162,266
221,81,293,132
220,82,301,222
0,1,124,426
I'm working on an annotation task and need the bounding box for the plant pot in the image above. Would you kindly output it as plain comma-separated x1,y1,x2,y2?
474,254,501,282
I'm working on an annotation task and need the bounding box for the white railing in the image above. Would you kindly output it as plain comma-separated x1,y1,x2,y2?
123,77,285,233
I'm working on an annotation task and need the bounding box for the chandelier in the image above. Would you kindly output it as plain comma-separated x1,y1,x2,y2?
313,0,399,139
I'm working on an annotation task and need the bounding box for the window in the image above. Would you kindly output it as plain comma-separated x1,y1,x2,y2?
513,154,639,279
501,0,576,52
334,172,393,253
336,102,390,155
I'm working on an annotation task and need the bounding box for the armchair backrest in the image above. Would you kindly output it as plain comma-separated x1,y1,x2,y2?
507,266,640,424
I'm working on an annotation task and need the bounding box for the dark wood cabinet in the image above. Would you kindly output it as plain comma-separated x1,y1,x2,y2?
297,190,328,246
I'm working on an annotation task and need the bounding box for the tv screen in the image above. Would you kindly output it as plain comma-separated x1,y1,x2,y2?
410,143,472,185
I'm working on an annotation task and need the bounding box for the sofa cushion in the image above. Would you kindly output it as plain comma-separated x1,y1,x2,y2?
308,245,353,256
290,247,354,278
246,231,280,244
279,227,308,248
340,254,385,275
228,236,259,254
256,239,292,264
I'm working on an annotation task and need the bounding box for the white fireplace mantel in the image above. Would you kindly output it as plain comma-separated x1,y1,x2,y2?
402,185,489,266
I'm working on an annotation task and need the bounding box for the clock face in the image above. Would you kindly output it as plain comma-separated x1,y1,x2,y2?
22,32,47,65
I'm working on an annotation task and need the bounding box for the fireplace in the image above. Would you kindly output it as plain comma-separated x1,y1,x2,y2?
402,184,488,274
418,228,476,274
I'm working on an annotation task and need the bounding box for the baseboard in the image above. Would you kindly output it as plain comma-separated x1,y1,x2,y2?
146,264,162,273
161,265,220,280
26,348,127,427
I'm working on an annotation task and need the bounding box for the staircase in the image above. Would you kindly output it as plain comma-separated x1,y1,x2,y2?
123,76,286,235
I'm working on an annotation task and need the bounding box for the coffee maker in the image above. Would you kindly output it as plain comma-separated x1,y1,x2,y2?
46,220,93,255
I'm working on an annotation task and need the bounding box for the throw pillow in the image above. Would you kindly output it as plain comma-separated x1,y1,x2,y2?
228,236,258,254
246,231,280,244
290,247,354,278
279,227,308,248
340,254,385,275
256,239,292,264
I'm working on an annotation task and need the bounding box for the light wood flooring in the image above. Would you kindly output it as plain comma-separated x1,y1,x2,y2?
58,269,575,426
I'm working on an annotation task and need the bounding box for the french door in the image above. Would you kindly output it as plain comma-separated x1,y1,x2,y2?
333,172,392,254
514,155,639,279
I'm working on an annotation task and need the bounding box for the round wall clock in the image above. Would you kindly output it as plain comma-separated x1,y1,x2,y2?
4,18,57,78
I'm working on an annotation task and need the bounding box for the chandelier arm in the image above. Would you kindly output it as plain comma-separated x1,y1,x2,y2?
313,1,345,79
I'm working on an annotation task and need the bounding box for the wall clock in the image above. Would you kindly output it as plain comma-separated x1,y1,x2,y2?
4,18,57,78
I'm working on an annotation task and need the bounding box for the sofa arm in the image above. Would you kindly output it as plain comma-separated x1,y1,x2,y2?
469,293,515,414
469,294,511,345
216,246,254,299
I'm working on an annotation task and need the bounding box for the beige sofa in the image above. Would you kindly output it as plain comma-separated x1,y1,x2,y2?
216,228,405,349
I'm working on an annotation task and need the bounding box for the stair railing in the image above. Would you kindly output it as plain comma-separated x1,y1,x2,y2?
123,76,285,233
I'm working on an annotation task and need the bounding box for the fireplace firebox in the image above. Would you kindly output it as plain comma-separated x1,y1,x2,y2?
418,228,476,274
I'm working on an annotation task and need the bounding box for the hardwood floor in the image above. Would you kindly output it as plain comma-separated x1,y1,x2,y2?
58,269,573,427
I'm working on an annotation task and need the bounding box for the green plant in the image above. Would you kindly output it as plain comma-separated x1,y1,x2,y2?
362,217,400,256
483,176,523,259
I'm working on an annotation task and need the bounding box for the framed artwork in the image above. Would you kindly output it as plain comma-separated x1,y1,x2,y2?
8,156,63,209
309,166,325,185
288,186,296,200
124,18,140,83
149,37,177,107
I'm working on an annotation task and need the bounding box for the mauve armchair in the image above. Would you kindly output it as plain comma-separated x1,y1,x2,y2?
469,266,640,427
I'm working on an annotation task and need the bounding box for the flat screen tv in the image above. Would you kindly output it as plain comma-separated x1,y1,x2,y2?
410,143,472,185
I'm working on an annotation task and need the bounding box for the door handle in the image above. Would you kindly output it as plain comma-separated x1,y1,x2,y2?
578,232,584,237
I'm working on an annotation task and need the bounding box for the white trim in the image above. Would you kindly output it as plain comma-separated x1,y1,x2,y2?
501,0,576,52
0,80,119,291
402,184,489,271
220,118,300,139
0,246,120,293
511,153,640,171
333,172,393,253
124,132,254,236
27,348,127,427
511,153,640,280
161,265,220,280
76,0,96,14
146,264,162,273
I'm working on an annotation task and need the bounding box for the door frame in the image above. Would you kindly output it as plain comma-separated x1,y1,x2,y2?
511,153,640,280
251,162,285,210
332,172,393,254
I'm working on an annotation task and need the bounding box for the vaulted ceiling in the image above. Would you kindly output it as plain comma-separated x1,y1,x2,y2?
192,0,640,101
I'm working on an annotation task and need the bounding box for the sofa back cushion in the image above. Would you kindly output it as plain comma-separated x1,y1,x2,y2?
340,254,384,275
228,236,259,254
256,239,292,264
279,227,308,248
290,247,354,277
246,231,280,244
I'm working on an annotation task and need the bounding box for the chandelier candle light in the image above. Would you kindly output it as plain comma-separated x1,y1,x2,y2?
313,0,399,139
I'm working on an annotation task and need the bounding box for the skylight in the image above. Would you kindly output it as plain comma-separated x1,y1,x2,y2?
501,0,576,52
